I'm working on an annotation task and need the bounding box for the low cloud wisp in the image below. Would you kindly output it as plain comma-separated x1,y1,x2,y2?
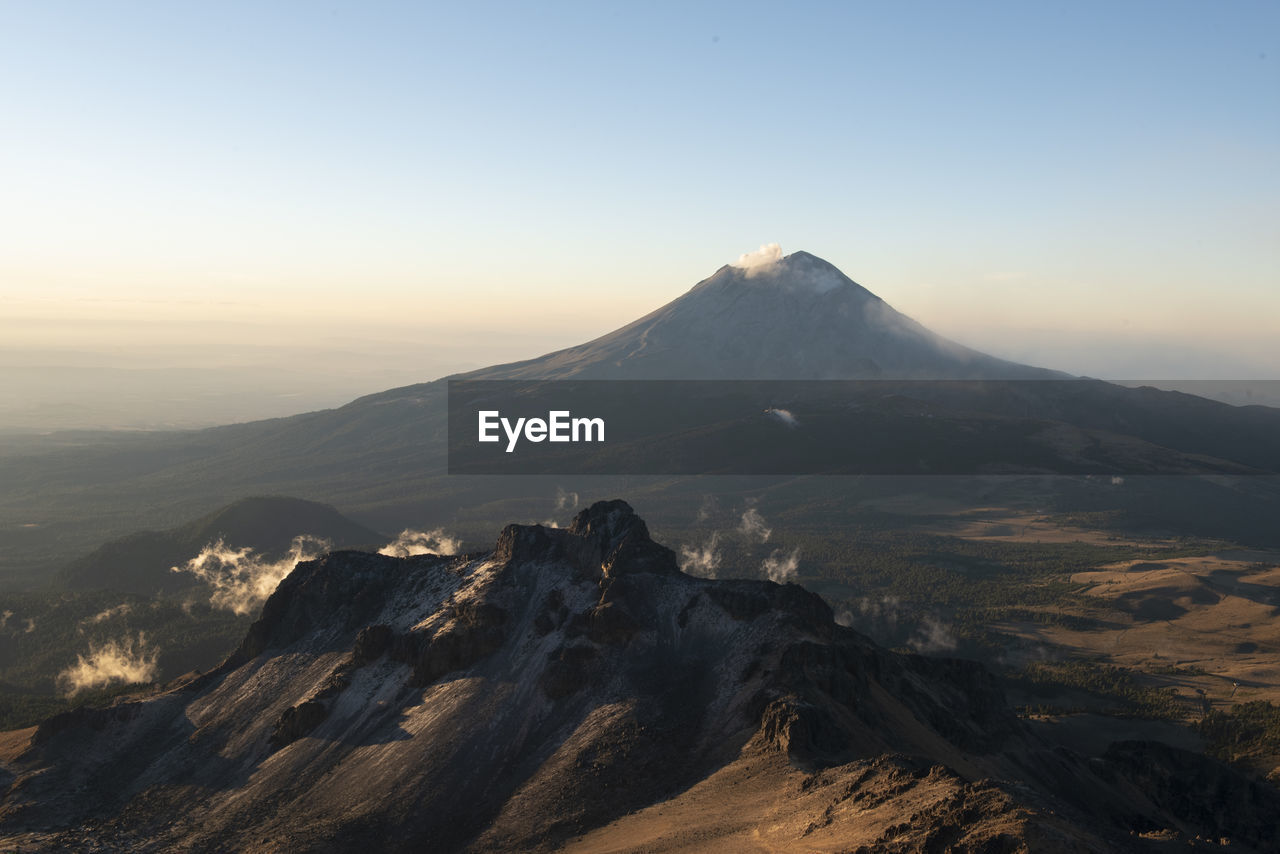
840,597,958,655
695,495,719,523
762,547,800,583
739,507,772,543
764,408,799,428
679,533,722,579
83,603,133,626
57,633,159,696
378,528,462,558
910,616,958,654
172,535,331,615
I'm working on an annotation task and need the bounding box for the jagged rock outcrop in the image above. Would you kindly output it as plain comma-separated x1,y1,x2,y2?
494,498,679,580
2,501,1276,853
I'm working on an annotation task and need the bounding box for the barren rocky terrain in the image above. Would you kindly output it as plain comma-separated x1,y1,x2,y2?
3,501,1278,852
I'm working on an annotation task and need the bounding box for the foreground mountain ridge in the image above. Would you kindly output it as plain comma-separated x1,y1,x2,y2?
4,501,1277,851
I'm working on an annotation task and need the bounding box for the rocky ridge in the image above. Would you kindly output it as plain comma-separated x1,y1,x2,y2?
2,501,1277,852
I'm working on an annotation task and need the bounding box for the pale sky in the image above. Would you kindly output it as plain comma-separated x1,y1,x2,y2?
2,0,1277,409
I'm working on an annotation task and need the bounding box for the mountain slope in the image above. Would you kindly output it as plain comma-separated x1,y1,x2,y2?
4,501,1276,851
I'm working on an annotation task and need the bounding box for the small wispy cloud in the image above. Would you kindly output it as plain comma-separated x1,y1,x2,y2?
857,595,903,633
57,633,159,696
378,528,462,558
739,507,772,543
843,597,954,654
82,603,133,626
761,547,800,583
695,495,719,523
910,615,958,654
554,487,580,512
172,535,330,615
764,407,799,428
679,533,722,578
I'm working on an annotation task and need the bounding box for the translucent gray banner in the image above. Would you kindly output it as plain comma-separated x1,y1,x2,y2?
447,380,1280,476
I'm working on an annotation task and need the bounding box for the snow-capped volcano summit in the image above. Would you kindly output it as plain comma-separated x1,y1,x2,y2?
471,249,1059,380
724,247,863,294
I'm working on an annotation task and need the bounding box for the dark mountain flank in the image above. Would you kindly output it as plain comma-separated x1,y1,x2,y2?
3,502,1275,852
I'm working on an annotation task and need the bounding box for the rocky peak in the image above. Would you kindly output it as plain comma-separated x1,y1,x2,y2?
566,498,644,542
699,249,868,298
495,499,678,579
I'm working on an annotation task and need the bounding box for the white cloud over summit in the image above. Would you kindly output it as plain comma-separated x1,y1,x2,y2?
732,243,782,274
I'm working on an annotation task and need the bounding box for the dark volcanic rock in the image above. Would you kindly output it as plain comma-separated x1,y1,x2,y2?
540,644,598,700
270,699,329,750
353,623,394,664
388,599,509,688
224,550,416,669
758,695,852,762
495,499,678,581
885,654,1019,753
1098,740,1280,848
706,585,772,621
586,601,640,646
32,702,143,747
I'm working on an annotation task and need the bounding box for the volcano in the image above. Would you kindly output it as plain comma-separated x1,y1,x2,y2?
469,250,1059,380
